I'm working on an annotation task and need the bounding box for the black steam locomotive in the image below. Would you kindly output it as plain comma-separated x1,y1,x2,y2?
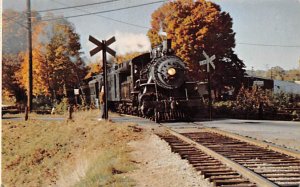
89,39,203,122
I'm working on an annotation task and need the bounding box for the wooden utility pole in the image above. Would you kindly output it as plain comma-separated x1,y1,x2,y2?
102,40,109,119
27,0,33,112
207,67,212,121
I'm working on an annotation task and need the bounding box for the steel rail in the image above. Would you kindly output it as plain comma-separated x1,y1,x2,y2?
166,128,278,187
203,127,300,159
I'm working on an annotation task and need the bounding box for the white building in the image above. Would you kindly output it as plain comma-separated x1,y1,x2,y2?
274,80,300,95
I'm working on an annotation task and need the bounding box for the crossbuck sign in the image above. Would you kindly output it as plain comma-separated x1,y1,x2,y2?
89,35,116,57
199,50,216,121
199,51,216,72
89,35,116,120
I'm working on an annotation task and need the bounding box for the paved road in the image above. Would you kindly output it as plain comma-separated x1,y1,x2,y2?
194,119,300,151
2,116,65,121
127,117,300,152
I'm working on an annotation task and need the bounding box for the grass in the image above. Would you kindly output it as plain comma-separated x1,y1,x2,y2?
2,110,143,187
72,149,135,187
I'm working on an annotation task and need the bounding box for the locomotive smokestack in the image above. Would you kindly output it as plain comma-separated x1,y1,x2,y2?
163,39,172,53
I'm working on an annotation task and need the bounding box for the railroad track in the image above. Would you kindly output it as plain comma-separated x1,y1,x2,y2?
158,128,300,187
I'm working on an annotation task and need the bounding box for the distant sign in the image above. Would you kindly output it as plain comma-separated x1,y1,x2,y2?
253,81,264,86
74,89,80,95
199,51,216,72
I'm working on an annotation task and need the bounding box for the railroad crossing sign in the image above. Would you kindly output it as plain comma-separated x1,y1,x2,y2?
89,35,116,57
89,35,116,120
199,51,216,72
199,50,216,121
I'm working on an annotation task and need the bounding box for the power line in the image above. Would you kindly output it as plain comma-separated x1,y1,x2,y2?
3,13,26,21
42,0,165,22
94,15,150,29
237,42,300,48
39,0,164,30
37,0,121,13
2,15,28,29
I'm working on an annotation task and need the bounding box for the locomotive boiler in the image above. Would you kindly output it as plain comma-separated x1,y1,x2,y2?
89,39,203,122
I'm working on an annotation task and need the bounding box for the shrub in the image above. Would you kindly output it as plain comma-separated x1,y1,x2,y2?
32,96,52,110
213,86,282,120
55,98,69,114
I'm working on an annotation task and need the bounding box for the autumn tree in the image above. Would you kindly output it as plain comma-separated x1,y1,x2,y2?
16,15,53,97
115,52,142,64
148,0,245,97
285,69,300,81
3,10,29,55
2,10,42,104
266,66,285,80
17,15,87,101
251,66,300,82
2,54,26,104
85,61,102,80
84,52,142,80
17,47,49,96
44,22,87,100
3,10,41,55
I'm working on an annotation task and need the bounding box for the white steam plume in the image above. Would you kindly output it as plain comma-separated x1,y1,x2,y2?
109,31,151,56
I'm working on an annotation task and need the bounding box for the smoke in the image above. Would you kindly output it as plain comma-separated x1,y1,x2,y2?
109,31,151,56
86,31,151,63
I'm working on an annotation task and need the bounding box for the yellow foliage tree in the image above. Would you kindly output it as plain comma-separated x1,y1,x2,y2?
2,54,26,104
84,62,102,80
115,52,142,64
148,0,245,97
17,17,87,100
17,46,50,96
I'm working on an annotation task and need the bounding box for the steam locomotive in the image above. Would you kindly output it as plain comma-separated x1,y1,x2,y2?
88,39,203,122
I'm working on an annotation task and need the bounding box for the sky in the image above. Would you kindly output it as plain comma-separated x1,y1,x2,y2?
3,0,300,70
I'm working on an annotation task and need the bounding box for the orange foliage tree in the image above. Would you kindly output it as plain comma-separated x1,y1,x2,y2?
115,52,142,64
148,0,245,97
85,62,102,80
17,46,50,96
2,54,26,104
85,52,142,80
17,16,87,101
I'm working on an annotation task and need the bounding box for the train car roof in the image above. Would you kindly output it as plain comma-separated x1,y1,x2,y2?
131,52,151,64
88,74,102,84
88,79,99,84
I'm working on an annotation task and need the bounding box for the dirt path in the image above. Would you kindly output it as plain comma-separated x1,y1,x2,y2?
127,133,212,187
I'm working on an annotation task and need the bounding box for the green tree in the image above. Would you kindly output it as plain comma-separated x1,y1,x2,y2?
148,0,245,98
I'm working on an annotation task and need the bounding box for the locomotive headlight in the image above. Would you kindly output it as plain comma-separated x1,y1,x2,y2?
167,68,176,76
